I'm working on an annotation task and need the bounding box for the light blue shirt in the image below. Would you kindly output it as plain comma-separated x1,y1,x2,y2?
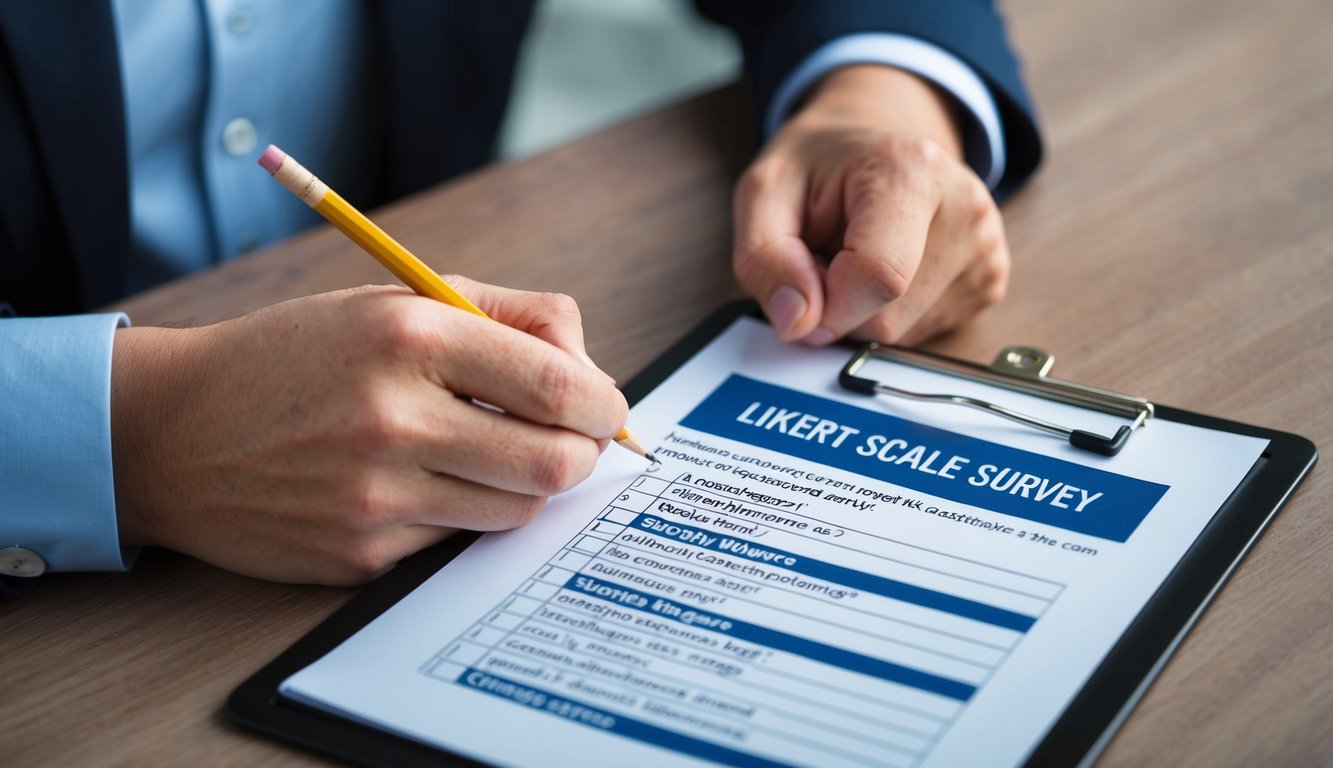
0,3,1004,574
116,0,376,292
0,314,133,570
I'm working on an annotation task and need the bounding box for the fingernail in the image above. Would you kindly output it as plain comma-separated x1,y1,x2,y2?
768,285,807,336
803,328,836,346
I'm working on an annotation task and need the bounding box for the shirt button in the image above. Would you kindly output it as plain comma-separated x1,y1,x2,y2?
0,546,47,578
222,117,258,156
226,11,252,34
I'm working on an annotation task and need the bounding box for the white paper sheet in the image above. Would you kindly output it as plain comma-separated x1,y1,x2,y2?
281,317,1267,767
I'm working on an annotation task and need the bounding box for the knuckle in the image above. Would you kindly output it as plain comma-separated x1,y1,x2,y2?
738,158,787,198
315,523,393,583
846,152,892,197
531,352,582,422
858,252,913,301
983,265,1010,306
733,232,763,263
974,219,1005,257
962,176,995,223
731,238,779,287
370,301,433,358
849,138,941,203
348,393,409,457
509,495,549,529
337,471,394,529
339,538,395,581
481,493,548,530
990,249,1012,286
537,291,582,324
883,135,946,174
983,279,1008,307
977,249,1011,306
530,440,589,496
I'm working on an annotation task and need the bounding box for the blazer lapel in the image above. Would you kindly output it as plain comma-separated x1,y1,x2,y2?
0,0,129,309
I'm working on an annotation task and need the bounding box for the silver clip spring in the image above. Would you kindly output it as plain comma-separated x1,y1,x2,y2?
840,344,1153,456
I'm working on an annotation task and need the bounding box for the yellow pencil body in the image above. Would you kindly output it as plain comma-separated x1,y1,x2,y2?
316,192,488,318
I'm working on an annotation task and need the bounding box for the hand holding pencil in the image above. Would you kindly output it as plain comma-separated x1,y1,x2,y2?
109,152,641,587
258,144,655,463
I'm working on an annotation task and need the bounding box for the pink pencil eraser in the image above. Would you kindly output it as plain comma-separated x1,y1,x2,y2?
258,145,286,174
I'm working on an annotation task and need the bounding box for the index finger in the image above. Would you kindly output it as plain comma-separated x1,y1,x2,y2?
439,311,628,440
442,274,609,378
731,160,827,340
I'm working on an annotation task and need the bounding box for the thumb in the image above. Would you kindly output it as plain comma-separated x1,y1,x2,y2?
732,166,825,341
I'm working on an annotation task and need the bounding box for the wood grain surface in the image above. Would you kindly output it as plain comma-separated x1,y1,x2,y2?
3,0,1329,765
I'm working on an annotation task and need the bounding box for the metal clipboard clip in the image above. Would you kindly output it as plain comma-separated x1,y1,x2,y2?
840,344,1154,456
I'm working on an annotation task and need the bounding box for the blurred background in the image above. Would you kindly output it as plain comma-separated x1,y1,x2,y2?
499,0,741,159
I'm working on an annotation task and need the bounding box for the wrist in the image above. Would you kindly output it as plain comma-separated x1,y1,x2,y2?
787,64,965,161
110,326,202,548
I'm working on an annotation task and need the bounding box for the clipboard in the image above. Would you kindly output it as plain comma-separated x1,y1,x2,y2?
228,301,1316,767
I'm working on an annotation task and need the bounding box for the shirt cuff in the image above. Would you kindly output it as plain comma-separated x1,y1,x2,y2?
765,32,1007,190
0,313,137,572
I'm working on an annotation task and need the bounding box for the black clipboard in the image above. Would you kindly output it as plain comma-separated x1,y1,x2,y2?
228,301,1317,767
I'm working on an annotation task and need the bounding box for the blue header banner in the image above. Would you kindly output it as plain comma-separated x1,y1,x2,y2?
679,375,1168,542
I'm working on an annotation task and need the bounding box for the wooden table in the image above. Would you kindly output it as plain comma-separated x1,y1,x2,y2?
4,0,1330,764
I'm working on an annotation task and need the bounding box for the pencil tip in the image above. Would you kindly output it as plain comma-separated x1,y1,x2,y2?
616,431,658,463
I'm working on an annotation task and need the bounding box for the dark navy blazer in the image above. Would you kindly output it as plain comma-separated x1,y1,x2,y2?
0,0,1042,317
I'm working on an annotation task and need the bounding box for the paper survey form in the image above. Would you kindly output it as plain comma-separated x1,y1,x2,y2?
280,316,1267,767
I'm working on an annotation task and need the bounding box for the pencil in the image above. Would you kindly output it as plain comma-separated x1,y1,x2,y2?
258,144,655,463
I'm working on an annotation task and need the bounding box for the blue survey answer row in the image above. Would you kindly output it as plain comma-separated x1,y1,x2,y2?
681,375,1169,542
565,573,976,701
422,468,1062,767
623,513,1034,633
461,669,794,768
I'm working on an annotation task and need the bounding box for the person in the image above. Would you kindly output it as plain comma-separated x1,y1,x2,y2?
0,1,1042,590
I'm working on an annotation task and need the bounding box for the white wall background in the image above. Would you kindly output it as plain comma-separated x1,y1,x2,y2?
499,0,742,159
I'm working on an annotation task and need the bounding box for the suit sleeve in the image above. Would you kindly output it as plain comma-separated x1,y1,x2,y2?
694,0,1043,200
